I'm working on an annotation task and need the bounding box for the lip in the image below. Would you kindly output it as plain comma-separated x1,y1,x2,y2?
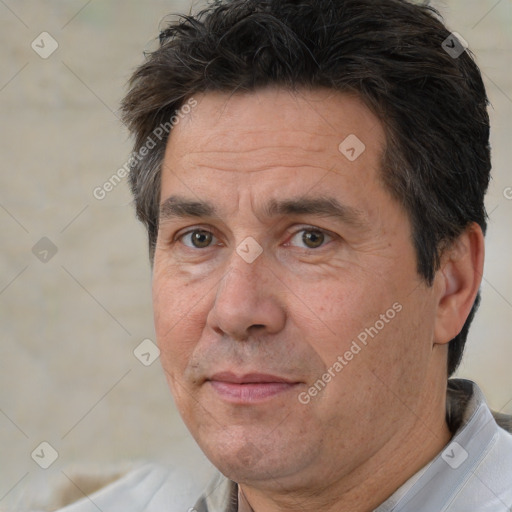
207,372,300,403
209,371,296,384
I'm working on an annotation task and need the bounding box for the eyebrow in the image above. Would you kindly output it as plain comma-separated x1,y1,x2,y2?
159,194,367,228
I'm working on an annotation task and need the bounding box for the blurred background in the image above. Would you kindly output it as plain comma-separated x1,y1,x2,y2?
0,0,511,510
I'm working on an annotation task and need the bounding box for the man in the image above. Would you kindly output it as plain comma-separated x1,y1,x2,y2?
56,0,512,510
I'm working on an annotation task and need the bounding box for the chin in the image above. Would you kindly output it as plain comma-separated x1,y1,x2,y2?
197,428,312,486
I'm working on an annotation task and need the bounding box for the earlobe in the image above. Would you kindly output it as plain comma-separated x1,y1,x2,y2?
433,223,485,345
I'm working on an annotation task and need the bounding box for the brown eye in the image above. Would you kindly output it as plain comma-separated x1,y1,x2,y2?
288,228,331,249
302,230,325,249
181,229,215,249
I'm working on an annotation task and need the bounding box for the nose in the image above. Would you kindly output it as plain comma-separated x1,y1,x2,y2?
205,248,286,342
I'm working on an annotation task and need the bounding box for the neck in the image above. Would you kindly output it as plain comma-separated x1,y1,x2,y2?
239,380,452,512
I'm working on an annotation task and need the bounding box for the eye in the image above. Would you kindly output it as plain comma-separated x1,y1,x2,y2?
179,229,219,249
288,228,333,249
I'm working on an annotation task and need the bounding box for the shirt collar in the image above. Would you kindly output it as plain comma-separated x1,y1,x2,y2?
375,378,498,512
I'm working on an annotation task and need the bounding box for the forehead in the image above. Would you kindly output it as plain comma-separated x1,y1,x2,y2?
165,87,385,171
160,88,388,220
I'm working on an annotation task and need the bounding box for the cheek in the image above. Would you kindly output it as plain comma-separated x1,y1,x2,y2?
152,272,204,375
152,275,176,340
152,262,206,330
295,274,390,354
356,289,437,399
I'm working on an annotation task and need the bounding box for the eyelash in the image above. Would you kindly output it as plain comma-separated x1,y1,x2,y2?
175,226,334,250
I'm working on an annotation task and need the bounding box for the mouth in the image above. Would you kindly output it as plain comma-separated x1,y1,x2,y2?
206,372,301,403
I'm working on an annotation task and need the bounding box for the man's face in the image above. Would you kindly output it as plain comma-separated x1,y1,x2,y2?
152,88,443,490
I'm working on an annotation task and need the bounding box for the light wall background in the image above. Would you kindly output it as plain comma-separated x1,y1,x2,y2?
0,0,511,510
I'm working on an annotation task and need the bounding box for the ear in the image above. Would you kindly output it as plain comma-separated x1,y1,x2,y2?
433,223,485,345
